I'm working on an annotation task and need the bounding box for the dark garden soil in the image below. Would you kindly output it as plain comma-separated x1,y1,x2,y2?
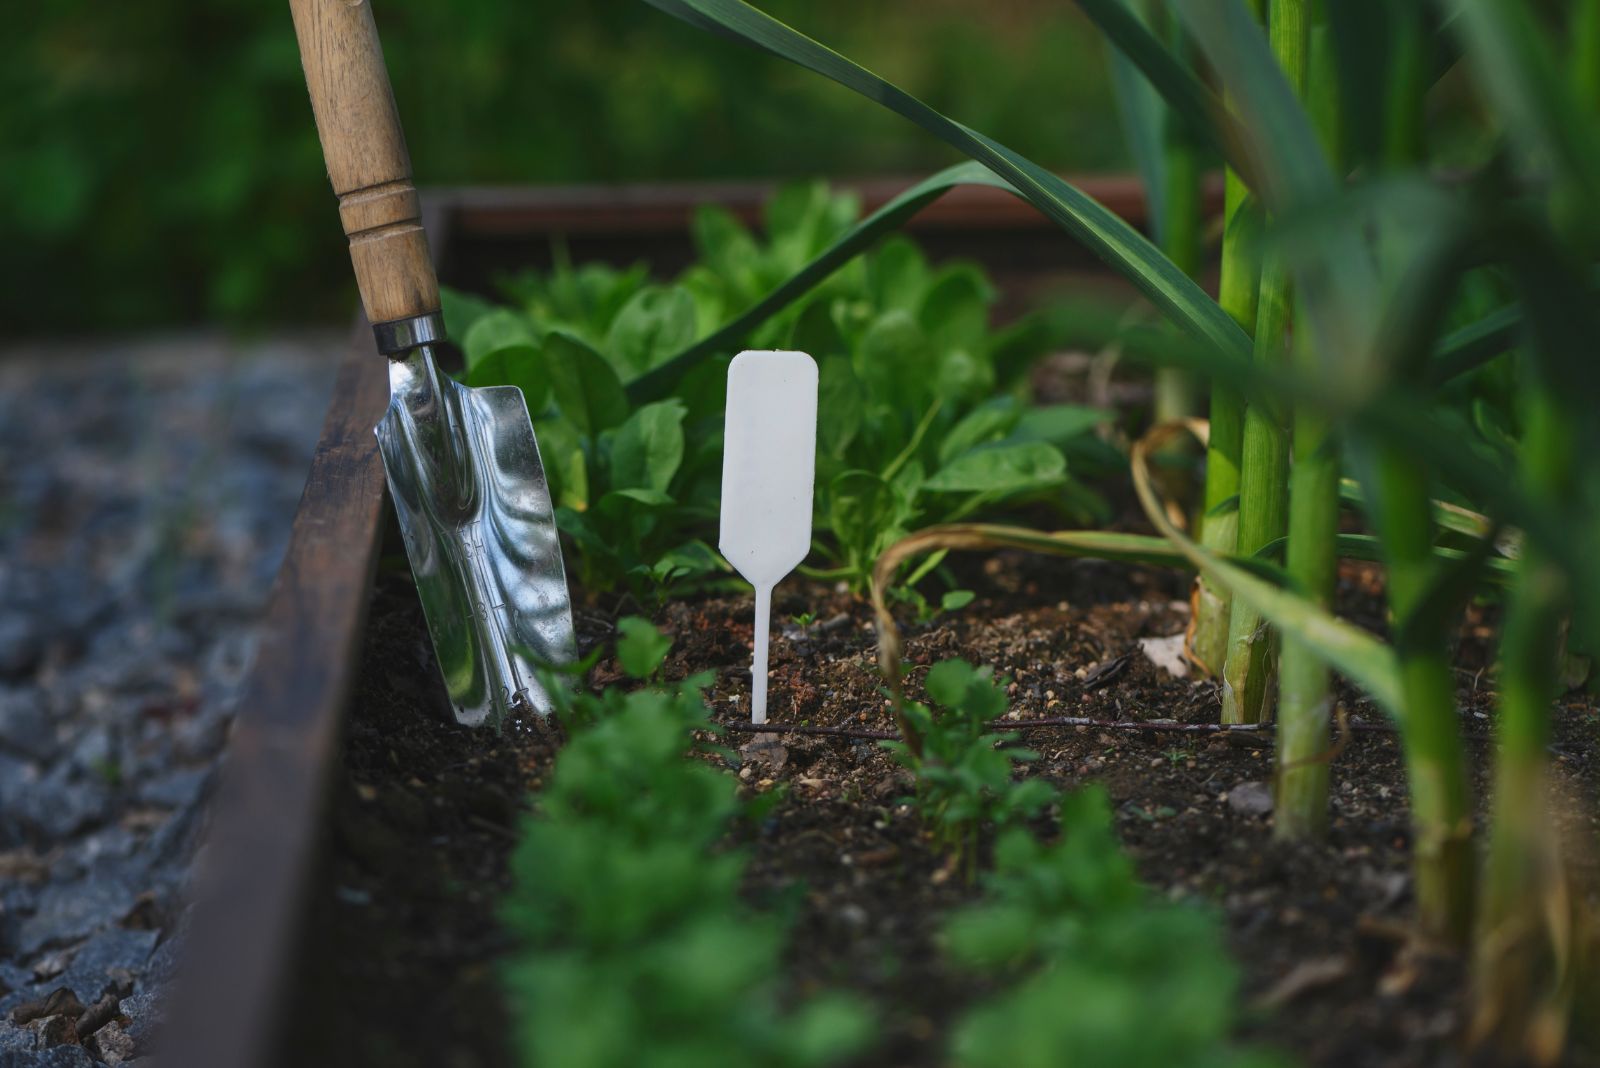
280,531,1600,1068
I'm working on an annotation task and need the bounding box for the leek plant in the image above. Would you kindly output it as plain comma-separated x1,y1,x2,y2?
1373,451,1476,943
1272,20,1342,839
1361,2,1476,942
1150,6,1204,431
1217,0,1306,725
1474,387,1576,1051
1109,0,1208,516
1474,6,1600,1035
1190,3,1263,679
1273,328,1338,837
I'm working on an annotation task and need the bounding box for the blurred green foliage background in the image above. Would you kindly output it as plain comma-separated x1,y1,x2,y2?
3,0,1126,332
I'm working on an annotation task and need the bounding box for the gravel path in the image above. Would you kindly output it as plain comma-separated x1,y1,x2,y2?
0,333,341,1065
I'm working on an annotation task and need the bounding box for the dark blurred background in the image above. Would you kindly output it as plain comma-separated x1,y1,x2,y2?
3,0,1128,333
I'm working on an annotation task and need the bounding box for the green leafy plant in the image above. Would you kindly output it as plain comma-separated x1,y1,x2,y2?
450,183,1112,600
449,276,725,599
503,621,871,1068
881,660,1055,873
613,615,675,680
944,789,1285,1068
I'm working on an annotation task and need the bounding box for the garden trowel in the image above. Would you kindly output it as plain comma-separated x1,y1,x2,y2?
288,0,574,725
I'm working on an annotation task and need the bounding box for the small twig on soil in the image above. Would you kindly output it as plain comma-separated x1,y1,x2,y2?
721,717,1527,753
721,717,1406,742
724,721,898,740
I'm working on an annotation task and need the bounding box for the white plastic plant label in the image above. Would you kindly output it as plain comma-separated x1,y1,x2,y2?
719,350,818,724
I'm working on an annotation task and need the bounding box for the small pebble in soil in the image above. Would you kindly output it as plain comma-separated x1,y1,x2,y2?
1225,781,1275,816
738,737,788,770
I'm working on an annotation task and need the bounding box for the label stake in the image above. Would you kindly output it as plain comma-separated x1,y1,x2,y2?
719,351,817,724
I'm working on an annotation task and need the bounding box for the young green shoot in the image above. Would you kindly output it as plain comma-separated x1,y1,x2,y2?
1274,20,1343,842
1219,0,1307,726
881,660,1055,878
504,620,872,1068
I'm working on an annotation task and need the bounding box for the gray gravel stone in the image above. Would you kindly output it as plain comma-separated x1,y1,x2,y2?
141,803,203,872
118,989,163,1055
0,693,51,763
0,1023,36,1054
135,768,211,811
57,929,158,1003
1226,781,1275,816
64,728,114,782
85,1021,135,1065
170,702,233,764
9,764,111,845
0,756,42,851
0,616,42,682
139,930,183,988
0,1046,98,1067
0,755,38,810
0,962,33,994
50,827,139,884
14,877,136,957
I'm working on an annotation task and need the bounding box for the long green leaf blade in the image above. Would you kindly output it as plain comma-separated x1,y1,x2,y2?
1106,3,1171,236
638,0,1252,369
1078,0,1256,187
1176,0,1333,209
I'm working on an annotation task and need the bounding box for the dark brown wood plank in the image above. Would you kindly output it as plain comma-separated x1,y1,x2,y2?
438,172,1223,238
429,175,1224,324
163,325,389,1068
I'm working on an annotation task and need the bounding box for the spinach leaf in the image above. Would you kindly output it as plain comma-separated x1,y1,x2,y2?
543,330,629,437
605,285,699,376
925,441,1068,495
608,400,688,494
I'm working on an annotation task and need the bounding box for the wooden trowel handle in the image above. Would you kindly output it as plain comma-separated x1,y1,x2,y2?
288,0,439,328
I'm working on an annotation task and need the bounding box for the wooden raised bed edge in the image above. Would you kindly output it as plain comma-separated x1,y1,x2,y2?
161,323,389,1068
165,174,1190,1068
436,173,1223,319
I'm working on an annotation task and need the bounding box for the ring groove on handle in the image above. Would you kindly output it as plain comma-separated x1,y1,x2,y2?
338,178,422,237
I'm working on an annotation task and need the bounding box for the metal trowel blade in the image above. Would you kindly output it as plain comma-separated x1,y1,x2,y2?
374,346,575,726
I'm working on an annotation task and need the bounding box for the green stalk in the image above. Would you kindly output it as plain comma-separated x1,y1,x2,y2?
1382,2,1428,165
1475,387,1574,1034
1152,147,1201,425
1218,0,1307,726
1275,24,1341,839
1191,169,1259,676
1219,263,1291,723
1152,17,1204,428
1191,0,1265,679
1274,391,1336,837
1370,454,1474,943
1368,0,1472,945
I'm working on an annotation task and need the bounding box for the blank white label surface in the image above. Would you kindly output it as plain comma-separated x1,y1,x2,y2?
719,350,817,723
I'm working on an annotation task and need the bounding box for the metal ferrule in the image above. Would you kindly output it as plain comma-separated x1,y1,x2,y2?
373,311,448,356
